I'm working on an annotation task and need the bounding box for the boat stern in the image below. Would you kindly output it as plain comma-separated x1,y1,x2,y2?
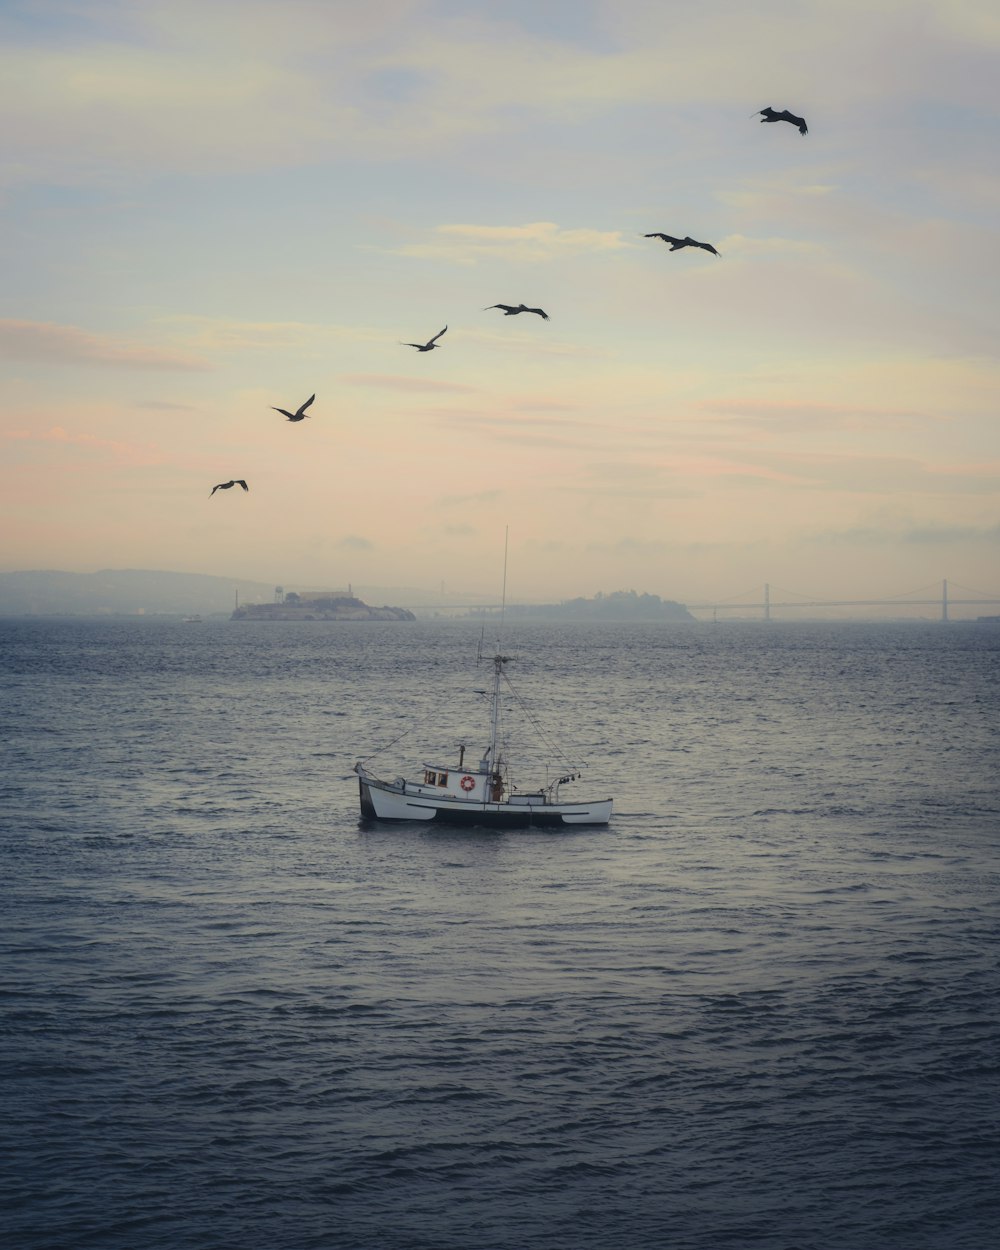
356,764,379,819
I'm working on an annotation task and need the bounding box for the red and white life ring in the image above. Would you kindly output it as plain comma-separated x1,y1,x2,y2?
460,775,476,792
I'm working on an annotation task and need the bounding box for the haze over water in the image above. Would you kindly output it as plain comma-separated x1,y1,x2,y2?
3,617,998,1250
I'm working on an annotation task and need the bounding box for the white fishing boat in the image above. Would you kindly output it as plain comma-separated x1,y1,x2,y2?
354,647,612,828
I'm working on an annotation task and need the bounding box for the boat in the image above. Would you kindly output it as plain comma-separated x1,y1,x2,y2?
182,614,202,623
354,648,613,828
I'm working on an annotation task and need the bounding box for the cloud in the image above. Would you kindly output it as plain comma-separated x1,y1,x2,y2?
3,0,998,190
456,328,596,358
436,489,504,508
134,400,198,411
584,536,674,557
697,397,935,430
0,10,348,181
2,424,168,467
430,409,599,450
716,180,843,225
341,373,479,394
553,451,793,496
0,320,212,371
901,521,1000,544
166,317,384,352
441,222,627,249
737,450,1000,495
336,534,374,551
385,221,632,265
714,233,830,259
807,521,1000,547
509,398,578,412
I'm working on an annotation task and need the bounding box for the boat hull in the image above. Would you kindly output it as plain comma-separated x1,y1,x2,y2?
357,772,612,828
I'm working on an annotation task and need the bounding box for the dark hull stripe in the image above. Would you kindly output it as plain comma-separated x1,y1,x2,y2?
358,780,606,827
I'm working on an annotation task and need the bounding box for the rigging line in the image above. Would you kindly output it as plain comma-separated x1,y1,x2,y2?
501,673,578,771
359,722,419,766
359,687,468,765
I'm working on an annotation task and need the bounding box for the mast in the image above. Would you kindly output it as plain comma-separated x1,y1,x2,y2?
488,651,505,775
486,528,510,785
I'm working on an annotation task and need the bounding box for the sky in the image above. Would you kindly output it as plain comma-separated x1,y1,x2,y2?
1,0,998,609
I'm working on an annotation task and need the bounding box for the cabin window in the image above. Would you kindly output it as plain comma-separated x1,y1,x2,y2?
436,772,448,787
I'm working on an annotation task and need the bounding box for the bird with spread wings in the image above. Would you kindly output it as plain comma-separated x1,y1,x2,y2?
401,326,448,352
272,394,315,422
754,106,808,135
644,233,720,257
485,304,549,320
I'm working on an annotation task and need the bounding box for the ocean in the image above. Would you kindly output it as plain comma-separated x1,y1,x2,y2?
2,617,998,1250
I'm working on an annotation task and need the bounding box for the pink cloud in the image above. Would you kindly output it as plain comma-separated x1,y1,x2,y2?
698,397,932,427
0,320,212,371
3,425,169,467
340,373,479,394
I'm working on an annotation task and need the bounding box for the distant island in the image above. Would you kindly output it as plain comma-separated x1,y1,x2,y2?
473,590,695,623
233,592,414,622
0,570,414,619
0,570,688,622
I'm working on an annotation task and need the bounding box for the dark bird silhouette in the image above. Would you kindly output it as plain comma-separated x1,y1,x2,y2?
210,479,249,496
401,326,448,352
754,106,808,135
484,303,549,320
272,394,315,422
644,233,720,257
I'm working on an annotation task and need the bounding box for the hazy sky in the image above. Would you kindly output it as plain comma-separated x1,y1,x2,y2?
2,0,998,605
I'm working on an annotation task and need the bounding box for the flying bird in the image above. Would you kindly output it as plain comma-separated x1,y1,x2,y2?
210,479,249,496
401,326,448,352
484,303,549,320
272,394,315,422
644,233,720,257
753,106,808,135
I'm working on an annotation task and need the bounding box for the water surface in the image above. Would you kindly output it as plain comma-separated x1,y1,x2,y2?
3,619,998,1249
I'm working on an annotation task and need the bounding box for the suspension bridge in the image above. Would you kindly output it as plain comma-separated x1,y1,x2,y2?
399,579,1000,620
682,579,1000,621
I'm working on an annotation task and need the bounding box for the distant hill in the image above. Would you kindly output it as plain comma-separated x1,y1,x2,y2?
0,569,280,617
475,590,695,622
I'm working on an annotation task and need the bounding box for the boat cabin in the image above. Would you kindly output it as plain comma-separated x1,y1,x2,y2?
412,764,505,802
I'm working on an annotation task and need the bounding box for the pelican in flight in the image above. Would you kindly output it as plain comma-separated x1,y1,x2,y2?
754,106,808,135
272,394,315,422
210,479,248,496
484,303,549,320
401,326,448,352
644,233,720,257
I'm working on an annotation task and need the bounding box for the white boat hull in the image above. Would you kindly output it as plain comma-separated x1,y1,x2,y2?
356,766,612,828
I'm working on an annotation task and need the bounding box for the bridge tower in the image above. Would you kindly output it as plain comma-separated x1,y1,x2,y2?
941,578,948,623
764,582,771,622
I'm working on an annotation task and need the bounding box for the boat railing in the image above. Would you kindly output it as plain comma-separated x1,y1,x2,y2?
507,791,549,807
